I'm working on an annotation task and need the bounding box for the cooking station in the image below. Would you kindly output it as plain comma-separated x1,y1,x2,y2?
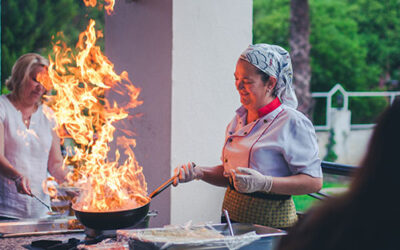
0,216,86,249
0,214,285,249
0,211,155,249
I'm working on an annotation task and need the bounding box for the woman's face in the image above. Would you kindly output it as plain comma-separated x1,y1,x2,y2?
19,66,47,105
234,59,272,111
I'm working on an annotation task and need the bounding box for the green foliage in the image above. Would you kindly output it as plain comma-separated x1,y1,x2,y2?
309,0,381,92
349,96,389,124
253,0,290,48
1,0,105,93
347,0,400,90
253,0,400,124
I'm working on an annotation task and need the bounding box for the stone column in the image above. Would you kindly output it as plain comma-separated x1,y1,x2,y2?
330,108,351,163
105,0,252,226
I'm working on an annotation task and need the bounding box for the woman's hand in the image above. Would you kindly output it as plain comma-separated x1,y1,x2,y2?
173,162,203,186
229,167,273,193
14,175,32,196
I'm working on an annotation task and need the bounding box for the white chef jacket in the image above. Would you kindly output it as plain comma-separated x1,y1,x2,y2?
222,102,322,178
0,95,55,219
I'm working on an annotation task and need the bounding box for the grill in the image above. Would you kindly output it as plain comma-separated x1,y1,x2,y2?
0,212,157,249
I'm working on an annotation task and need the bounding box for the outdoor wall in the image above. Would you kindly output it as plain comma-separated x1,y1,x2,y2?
170,0,253,225
105,0,252,227
105,0,173,227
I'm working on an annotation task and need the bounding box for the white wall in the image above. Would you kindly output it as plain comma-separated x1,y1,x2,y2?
171,0,253,224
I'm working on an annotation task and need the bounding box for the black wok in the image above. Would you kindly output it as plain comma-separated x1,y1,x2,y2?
72,172,179,230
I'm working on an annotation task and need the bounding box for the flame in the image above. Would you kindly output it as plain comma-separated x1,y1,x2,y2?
43,7,150,212
83,0,115,15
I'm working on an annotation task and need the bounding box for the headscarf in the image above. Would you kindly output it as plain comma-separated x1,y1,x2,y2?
239,44,298,109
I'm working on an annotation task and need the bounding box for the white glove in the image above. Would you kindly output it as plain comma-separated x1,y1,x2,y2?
230,167,273,193
173,162,203,186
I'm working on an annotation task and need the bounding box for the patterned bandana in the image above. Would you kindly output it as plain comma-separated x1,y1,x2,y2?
239,44,298,109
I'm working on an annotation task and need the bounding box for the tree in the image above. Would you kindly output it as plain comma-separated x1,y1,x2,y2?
254,0,400,93
253,0,399,123
290,0,312,117
347,0,400,90
309,0,380,92
1,0,104,93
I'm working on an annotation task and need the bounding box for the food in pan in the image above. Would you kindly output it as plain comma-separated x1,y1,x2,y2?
119,226,224,243
67,218,85,230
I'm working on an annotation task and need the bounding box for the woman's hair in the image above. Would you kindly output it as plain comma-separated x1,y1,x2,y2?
5,53,49,97
277,98,400,250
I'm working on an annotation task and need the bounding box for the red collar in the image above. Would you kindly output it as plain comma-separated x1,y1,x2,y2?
257,97,281,117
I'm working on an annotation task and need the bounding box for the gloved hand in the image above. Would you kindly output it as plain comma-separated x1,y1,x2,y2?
173,162,203,186
230,167,273,193
14,175,32,196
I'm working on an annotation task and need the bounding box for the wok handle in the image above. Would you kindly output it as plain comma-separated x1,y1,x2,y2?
149,163,196,199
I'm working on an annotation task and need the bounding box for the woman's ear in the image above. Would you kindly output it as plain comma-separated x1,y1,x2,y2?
268,77,277,91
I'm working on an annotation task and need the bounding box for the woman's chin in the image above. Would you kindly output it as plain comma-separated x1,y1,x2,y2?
240,97,250,106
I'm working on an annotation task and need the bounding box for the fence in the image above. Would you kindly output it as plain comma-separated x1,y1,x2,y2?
311,84,400,131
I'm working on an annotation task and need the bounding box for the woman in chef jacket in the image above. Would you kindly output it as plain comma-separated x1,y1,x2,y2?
0,53,67,219
174,44,323,229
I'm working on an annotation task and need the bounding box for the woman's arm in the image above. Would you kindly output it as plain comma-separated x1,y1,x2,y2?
270,174,322,195
0,123,21,180
174,163,229,187
0,122,32,195
47,130,68,184
199,164,229,187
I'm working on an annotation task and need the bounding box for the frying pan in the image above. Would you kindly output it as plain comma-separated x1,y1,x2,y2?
72,166,187,230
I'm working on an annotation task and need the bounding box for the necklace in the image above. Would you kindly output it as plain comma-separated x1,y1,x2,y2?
8,94,35,126
23,115,31,127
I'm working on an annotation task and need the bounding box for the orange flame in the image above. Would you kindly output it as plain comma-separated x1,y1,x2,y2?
44,15,150,212
83,0,115,15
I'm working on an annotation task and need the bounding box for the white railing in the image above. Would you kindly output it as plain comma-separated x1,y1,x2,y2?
312,84,400,131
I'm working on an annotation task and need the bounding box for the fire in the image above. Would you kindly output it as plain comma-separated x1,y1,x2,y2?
42,2,150,212
83,0,115,15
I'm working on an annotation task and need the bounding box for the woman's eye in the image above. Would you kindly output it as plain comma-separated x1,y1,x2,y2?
31,77,39,83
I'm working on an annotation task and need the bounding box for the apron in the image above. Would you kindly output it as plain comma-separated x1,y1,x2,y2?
222,185,298,229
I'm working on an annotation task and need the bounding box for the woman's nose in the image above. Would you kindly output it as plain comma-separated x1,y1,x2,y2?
35,81,45,91
236,81,244,90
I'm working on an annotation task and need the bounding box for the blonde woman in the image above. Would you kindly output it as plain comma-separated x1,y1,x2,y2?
0,53,66,219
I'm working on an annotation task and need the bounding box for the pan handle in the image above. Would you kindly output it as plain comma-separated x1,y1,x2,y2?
149,163,196,199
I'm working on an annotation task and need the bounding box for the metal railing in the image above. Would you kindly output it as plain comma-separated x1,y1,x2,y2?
312,84,400,131
321,160,357,176
307,161,357,200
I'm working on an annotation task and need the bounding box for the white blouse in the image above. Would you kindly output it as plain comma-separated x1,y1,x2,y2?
222,104,322,178
0,95,55,219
